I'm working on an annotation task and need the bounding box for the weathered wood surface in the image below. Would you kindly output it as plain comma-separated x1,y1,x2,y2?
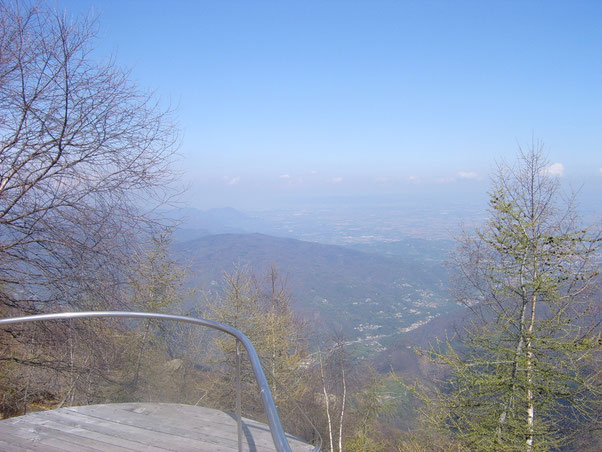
0,403,315,451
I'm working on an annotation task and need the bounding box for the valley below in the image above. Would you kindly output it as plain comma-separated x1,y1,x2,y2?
169,206,464,361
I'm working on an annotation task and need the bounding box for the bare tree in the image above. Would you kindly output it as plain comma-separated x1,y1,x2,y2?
0,1,181,416
0,1,179,313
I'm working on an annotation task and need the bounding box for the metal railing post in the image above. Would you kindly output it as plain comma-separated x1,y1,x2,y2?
236,339,243,452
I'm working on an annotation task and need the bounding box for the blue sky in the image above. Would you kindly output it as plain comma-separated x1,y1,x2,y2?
57,0,602,209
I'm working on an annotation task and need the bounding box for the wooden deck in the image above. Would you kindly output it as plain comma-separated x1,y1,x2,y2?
0,402,315,451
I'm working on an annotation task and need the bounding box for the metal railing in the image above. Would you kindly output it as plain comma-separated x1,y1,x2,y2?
0,311,316,452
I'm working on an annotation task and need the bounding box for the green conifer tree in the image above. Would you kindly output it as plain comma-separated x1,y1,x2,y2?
421,145,601,451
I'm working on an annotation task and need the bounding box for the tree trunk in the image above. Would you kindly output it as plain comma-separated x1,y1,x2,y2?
319,350,334,452
526,289,537,451
496,302,527,441
338,362,346,452
497,261,528,442
132,321,151,392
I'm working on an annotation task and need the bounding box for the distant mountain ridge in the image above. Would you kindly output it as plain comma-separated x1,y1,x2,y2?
164,207,288,242
174,233,454,341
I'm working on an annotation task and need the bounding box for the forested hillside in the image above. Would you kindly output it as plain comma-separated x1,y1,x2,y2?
174,233,455,344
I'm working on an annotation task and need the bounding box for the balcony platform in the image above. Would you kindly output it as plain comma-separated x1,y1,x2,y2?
0,402,314,451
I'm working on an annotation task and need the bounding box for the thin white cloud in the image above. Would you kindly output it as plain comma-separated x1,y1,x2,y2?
331,176,343,183
375,176,388,183
278,174,291,179
310,170,318,175
543,162,564,177
599,167,602,174
406,175,420,183
435,176,456,184
223,176,240,185
458,171,479,180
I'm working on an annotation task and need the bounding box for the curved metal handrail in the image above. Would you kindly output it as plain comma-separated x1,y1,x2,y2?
0,311,305,452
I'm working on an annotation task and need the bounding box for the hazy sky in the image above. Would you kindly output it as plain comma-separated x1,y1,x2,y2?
57,0,601,210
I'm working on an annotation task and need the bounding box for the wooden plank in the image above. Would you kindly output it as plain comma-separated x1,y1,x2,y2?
104,403,313,451
2,422,121,452
0,422,103,452
23,409,171,452
0,430,65,452
42,409,234,452
14,417,149,452
0,403,315,452
68,404,275,451
0,438,32,452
